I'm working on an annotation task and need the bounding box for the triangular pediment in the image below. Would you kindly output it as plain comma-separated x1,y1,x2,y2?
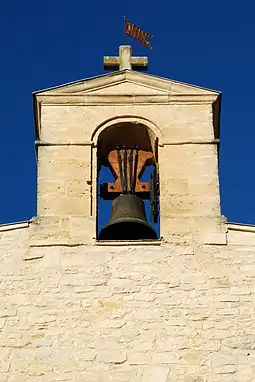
34,70,220,97
85,81,167,95
33,69,221,141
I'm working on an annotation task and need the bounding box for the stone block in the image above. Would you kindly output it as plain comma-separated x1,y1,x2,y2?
69,216,96,245
230,286,251,295
140,366,170,382
0,360,11,373
38,196,90,216
29,216,70,245
156,337,187,351
222,335,255,350
0,349,10,362
153,352,182,364
128,352,152,365
40,105,91,142
97,350,127,364
196,232,227,245
212,353,237,367
73,349,97,361
27,215,96,246
213,365,236,374
228,231,255,246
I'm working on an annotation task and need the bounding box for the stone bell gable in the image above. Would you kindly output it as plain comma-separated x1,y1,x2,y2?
33,69,223,246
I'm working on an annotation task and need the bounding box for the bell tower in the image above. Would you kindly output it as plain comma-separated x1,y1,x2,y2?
32,45,225,246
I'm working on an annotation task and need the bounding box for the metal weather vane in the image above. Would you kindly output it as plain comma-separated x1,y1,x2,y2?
124,17,153,49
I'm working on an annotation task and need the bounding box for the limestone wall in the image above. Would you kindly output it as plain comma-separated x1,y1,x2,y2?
40,104,214,143
36,100,221,244
1,222,255,381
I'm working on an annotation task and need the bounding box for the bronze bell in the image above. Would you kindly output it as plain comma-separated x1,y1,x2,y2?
98,194,158,241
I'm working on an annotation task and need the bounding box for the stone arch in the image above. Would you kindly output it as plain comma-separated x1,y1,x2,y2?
94,115,161,240
91,115,163,146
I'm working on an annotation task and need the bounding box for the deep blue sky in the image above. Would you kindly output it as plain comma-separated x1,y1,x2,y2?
0,0,255,225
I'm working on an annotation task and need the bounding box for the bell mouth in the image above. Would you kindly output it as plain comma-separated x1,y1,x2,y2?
98,218,158,241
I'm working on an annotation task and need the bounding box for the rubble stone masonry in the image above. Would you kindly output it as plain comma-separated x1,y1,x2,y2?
0,222,255,381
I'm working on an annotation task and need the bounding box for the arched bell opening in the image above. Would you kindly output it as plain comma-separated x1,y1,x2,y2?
96,122,160,241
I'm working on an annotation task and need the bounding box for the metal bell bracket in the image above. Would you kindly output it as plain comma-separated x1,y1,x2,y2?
100,146,154,198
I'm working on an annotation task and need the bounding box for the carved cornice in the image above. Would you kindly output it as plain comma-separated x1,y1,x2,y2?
36,94,218,106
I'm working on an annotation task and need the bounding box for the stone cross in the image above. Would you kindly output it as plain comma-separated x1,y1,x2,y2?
104,45,148,71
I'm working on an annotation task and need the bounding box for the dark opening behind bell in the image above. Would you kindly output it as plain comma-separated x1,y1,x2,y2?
98,194,158,241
